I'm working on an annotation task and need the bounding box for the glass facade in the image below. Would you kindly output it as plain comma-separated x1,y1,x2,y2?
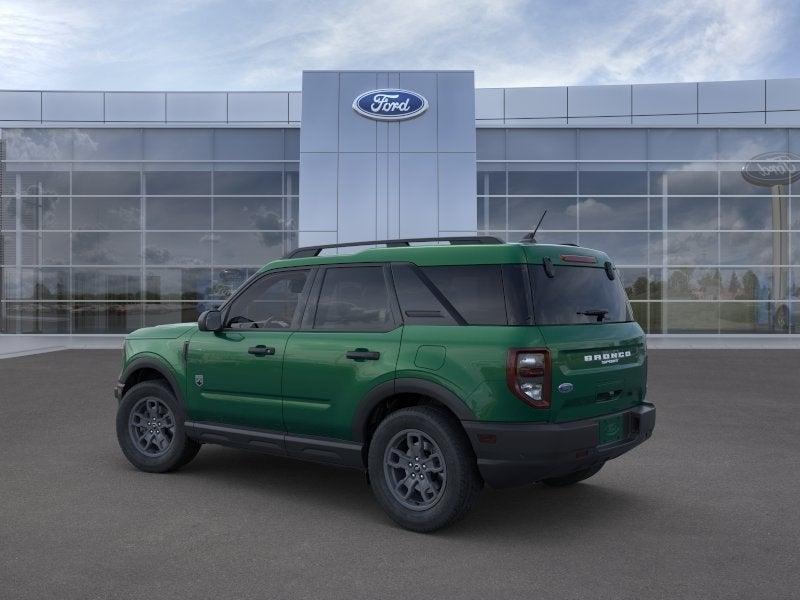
0,128,299,333
477,128,800,335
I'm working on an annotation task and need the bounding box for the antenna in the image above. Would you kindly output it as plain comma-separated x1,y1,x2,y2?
520,210,547,244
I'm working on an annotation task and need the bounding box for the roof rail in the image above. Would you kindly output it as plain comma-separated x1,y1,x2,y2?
284,235,504,259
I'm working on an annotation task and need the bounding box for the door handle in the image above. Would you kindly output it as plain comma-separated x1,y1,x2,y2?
248,345,275,357
346,349,380,360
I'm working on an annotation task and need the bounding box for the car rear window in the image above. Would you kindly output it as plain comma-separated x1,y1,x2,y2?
421,265,508,325
529,264,633,325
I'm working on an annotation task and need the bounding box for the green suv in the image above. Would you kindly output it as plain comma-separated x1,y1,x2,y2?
115,236,655,532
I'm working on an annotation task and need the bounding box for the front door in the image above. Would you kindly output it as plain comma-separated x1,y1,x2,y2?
186,267,313,430
283,264,402,440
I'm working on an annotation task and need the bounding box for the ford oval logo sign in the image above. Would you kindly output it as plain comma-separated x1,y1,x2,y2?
353,89,428,121
741,151,800,187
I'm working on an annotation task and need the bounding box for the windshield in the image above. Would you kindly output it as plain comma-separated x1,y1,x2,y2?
529,264,633,325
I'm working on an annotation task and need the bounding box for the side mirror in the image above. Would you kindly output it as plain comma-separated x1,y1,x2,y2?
198,309,223,332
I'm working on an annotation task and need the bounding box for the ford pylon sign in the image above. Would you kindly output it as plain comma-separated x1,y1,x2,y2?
353,89,428,121
741,151,800,187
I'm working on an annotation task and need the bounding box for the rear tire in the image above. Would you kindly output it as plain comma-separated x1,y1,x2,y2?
116,380,200,473
368,406,482,532
542,462,604,487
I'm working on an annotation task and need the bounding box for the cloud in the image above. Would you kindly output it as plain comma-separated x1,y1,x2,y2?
0,0,795,90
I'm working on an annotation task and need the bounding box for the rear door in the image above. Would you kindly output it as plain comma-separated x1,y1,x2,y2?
282,264,402,440
529,263,646,423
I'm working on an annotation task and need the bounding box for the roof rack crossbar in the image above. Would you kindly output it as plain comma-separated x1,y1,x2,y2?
284,236,504,259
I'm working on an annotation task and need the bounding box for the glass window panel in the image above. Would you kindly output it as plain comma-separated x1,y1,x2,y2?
144,302,210,327
213,197,283,230
476,129,505,160
791,268,800,300
793,233,800,265
143,129,212,160
618,267,648,300
476,169,506,195
72,171,140,195
227,269,310,329
720,302,788,334
285,169,298,196
6,171,70,196
578,129,646,160
720,197,780,230
648,301,663,333
648,130,717,161
666,268,720,300
507,129,575,160
577,232,648,265
212,231,284,265
145,268,212,300
650,170,717,195
19,232,70,265
286,197,299,231
667,197,718,230
720,169,773,195
1,198,16,229
477,197,505,230
145,232,212,266
4,267,69,300
2,302,71,333
285,129,300,159
720,267,782,301
718,129,788,161
314,267,392,331
72,232,140,265
214,129,284,160
146,197,211,230
578,197,647,230
73,129,142,160
20,197,69,230
72,197,140,230
72,268,141,300
508,167,576,195
1,232,15,264
649,197,662,230
666,232,718,265
580,171,647,195
72,302,143,333
144,171,210,195
211,268,257,301
720,232,775,265
792,198,800,230
630,301,648,332
649,268,663,300
3,129,73,160
508,197,577,231
213,169,283,195
665,301,719,333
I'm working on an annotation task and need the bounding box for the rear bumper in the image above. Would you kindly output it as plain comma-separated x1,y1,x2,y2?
462,403,655,489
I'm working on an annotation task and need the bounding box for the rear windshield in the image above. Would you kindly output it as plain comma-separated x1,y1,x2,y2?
529,264,633,325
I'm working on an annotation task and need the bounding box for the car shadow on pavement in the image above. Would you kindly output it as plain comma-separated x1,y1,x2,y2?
162,444,649,540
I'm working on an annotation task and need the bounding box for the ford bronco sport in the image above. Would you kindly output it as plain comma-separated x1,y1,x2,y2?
115,236,655,532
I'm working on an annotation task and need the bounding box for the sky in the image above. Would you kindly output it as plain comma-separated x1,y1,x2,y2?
0,0,798,91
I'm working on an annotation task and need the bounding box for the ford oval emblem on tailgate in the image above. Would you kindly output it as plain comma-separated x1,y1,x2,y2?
558,382,574,393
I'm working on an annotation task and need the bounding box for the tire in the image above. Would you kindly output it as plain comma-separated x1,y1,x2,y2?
368,406,482,532
542,462,604,487
116,380,201,473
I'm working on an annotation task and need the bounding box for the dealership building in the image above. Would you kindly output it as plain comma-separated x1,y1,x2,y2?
1,70,799,347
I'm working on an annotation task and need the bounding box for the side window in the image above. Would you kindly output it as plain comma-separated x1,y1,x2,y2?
422,265,508,325
313,266,393,331
226,269,309,329
391,264,457,325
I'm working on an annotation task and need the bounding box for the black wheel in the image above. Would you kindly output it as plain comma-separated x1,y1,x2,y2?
116,380,200,473
542,462,604,487
368,406,482,532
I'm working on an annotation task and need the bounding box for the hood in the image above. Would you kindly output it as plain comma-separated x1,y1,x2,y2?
126,323,197,340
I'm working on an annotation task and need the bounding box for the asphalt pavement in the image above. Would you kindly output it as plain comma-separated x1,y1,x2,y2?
1,349,798,599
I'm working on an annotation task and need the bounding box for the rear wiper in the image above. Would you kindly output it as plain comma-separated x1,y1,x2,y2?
577,309,609,322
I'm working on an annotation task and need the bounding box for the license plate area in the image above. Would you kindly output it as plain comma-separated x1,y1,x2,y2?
598,414,625,445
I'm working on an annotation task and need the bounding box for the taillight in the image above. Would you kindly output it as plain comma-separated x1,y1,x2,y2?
506,349,551,408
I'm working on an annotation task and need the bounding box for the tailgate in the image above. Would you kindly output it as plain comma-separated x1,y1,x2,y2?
540,322,646,423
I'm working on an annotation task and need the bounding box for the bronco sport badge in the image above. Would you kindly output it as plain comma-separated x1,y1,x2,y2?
584,350,632,365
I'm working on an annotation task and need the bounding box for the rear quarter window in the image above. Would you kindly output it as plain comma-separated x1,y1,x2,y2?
421,265,508,325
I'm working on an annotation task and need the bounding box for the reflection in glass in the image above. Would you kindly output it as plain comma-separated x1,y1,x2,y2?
720,170,773,196
477,197,505,230
667,232,717,265
650,170,717,195
3,302,70,333
720,302,789,333
73,129,142,160
19,197,69,230
213,169,283,195
72,302,143,333
72,232,140,265
666,268,720,300
145,268,212,300
212,232,284,265
719,268,778,301
578,232,648,265
667,197,718,230
72,197,140,230
665,301,719,333
508,167,576,195
579,171,647,195
146,197,211,230
720,232,774,265
476,170,506,195
145,233,212,266
213,197,283,230
72,268,141,300
72,171,140,195
578,197,647,230
14,268,69,300
145,171,211,195
19,232,70,265
5,171,70,196
144,303,210,327
508,197,577,231
618,268,648,300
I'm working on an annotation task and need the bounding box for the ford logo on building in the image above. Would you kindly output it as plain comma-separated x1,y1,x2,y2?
741,151,800,187
352,89,428,121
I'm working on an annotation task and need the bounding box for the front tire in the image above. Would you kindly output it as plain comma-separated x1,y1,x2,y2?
368,406,482,532
116,380,200,473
